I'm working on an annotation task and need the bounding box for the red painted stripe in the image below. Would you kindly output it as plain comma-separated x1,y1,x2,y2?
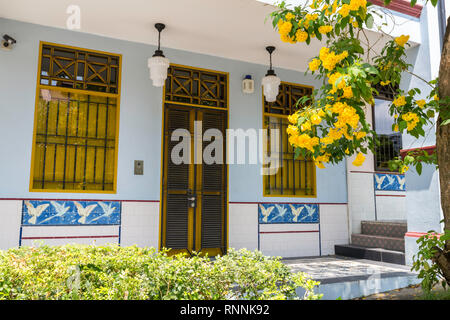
229,202,347,205
259,230,319,234
400,145,436,159
350,170,404,175
21,235,119,240
0,198,159,203
376,194,406,197
405,232,441,238
369,0,423,18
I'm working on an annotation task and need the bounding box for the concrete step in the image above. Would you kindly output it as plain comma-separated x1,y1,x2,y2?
335,244,405,265
361,220,407,238
352,234,405,252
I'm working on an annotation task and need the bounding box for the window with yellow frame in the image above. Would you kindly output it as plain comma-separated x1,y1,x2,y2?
29,42,121,193
263,82,316,197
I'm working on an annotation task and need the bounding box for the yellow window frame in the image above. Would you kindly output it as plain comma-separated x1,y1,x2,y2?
29,42,122,193
262,81,317,198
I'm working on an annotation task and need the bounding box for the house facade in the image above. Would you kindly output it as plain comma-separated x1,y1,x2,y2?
0,0,443,264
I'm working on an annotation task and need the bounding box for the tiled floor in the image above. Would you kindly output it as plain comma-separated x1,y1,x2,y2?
284,255,417,284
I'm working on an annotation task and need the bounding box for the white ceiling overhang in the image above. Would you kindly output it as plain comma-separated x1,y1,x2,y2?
0,0,421,72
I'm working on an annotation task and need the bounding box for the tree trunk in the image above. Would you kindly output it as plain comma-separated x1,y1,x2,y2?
436,16,450,282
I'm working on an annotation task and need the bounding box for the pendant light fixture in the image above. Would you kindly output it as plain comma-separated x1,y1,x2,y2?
261,46,281,102
148,23,170,87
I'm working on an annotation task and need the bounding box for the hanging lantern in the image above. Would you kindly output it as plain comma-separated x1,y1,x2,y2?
148,23,170,87
261,46,280,102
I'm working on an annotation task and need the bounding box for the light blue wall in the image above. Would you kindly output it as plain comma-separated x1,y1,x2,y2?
0,18,347,203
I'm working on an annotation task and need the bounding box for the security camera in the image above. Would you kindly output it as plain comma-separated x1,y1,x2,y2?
1,34,17,51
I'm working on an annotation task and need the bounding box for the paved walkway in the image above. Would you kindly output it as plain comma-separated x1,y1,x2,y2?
283,255,419,299
284,255,416,284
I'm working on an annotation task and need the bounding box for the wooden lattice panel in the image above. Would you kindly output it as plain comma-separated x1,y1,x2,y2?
39,44,120,94
264,82,313,115
164,65,228,108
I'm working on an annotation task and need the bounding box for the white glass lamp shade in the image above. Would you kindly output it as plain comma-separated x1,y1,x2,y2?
262,74,281,102
147,56,170,87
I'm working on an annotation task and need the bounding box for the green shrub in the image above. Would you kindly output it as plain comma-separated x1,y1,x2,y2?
0,245,321,300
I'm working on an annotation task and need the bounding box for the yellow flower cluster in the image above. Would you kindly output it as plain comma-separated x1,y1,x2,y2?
339,4,351,17
313,153,330,169
335,104,360,129
278,20,292,35
342,86,353,99
285,12,295,21
288,112,299,125
402,112,419,131
395,35,410,47
352,152,365,166
309,58,321,71
319,47,348,71
393,95,406,107
416,99,426,108
305,13,319,21
296,30,309,42
380,80,390,86
349,0,367,11
289,133,319,152
318,25,333,34
328,72,347,94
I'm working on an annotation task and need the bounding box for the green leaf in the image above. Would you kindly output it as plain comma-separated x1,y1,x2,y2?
416,162,422,175
366,15,374,29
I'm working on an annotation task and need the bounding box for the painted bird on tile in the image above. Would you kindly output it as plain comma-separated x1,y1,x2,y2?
24,201,49,225
39,201,70,224
270,204,288,222
385,175,396,188
289,204,304,222
299,205,316,222
397,175,406,190
375,175,386,189
89,202,116,223
74,201,97,224
259,204,274,223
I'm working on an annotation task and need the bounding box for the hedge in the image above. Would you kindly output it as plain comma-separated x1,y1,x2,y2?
0,245,321,300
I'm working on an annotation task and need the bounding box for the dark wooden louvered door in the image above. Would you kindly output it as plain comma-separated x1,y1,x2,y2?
161,104,227,256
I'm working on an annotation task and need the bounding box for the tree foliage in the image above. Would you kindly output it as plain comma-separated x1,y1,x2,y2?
269,0,447,173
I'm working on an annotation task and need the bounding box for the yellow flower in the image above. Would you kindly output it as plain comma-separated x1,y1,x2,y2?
354,131,366,139
352,152,365,166
318,25,333,34
393,95,406,107
339,4,350,17
399,165,409,174
286,125,299,136
395,35,410,47
296,30,309,42
288,113,299,124
433,94,439,101
311,113,322,125
345,148,350,154
301,121,312,132
314,161,326,169
278,21,293,36
380,80,391,86
342,86,353,99
309,58,321,71
305,13,319,21
352,21,359,28
394,124,399,132
285,12,295,21
416,99,426,108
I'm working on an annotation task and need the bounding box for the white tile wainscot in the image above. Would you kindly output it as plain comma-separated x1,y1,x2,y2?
228,203,258,251
120,201,159,248
319,204,349,255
